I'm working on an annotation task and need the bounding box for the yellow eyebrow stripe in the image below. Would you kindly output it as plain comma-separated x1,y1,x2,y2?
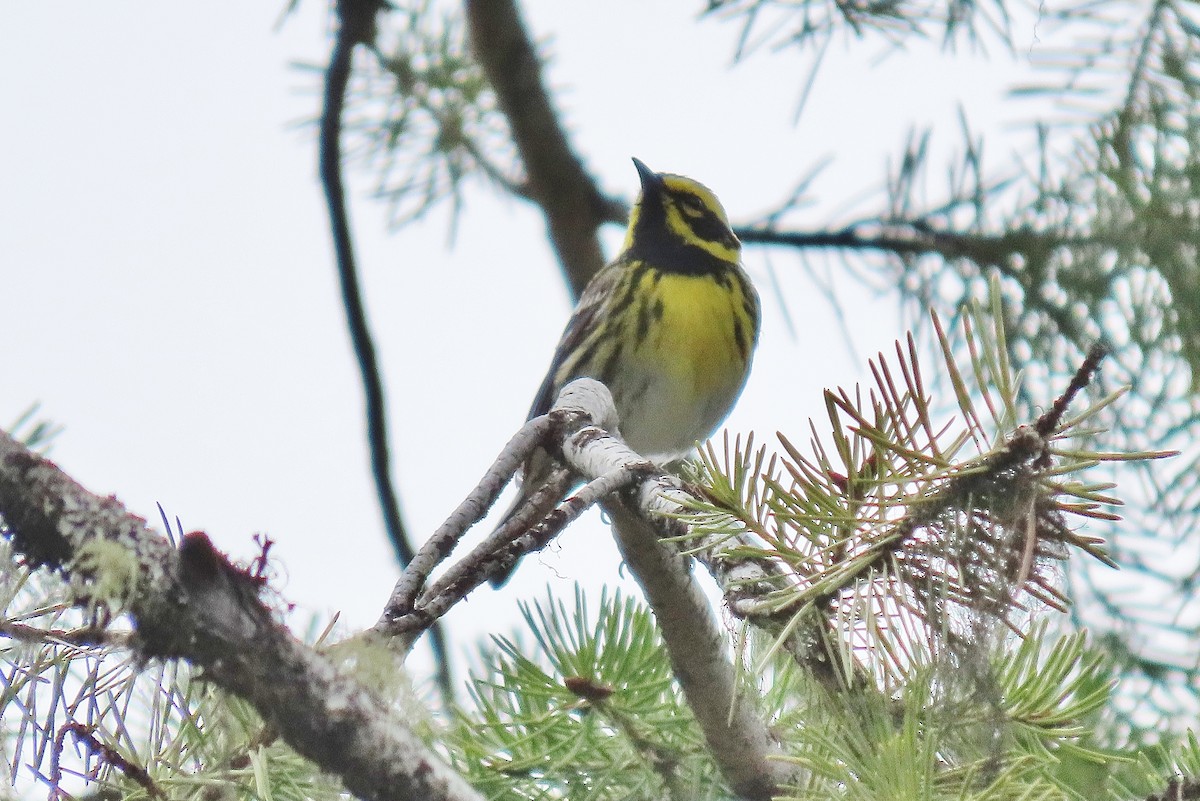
663,204,740,262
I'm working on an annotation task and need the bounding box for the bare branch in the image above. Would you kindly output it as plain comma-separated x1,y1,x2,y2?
515,380,804,798
322,0,408,565
374,468,574,644
464,0,621,297
735,221,1080,267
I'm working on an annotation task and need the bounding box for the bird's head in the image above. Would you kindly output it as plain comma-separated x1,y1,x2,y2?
624,158,740,270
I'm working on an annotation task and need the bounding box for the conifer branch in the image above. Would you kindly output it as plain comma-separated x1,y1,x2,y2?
681,290,1173,687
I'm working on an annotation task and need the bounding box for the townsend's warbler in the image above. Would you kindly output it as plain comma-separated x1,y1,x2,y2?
492,158,760,585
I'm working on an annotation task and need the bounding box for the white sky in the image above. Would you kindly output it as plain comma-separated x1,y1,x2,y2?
2,2,1045,690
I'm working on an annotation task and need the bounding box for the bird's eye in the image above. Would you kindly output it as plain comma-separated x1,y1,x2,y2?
678,195,706,217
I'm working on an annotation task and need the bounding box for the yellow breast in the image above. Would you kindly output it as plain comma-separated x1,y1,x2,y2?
616,267,757,457
650,272,747,391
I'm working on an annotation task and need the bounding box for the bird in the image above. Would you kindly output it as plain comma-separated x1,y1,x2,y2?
490,157,760,586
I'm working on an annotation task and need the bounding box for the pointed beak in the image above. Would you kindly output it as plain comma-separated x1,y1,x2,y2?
632,157,664,197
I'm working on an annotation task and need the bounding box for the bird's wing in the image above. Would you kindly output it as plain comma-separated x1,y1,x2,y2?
525,261,626,421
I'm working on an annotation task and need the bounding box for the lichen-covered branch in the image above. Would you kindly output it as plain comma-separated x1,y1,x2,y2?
371,382,625,645
0,429,483,801
605,498,801,801
371,378,802,798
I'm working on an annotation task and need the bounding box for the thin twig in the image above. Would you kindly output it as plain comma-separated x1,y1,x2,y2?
322,0,405,564
49,722,164,801
735,222,1087,266
1035,342,1108,438
318,0,454,703
0,621,133,649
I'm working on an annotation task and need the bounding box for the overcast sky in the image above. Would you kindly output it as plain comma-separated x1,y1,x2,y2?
2,2,1044,687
